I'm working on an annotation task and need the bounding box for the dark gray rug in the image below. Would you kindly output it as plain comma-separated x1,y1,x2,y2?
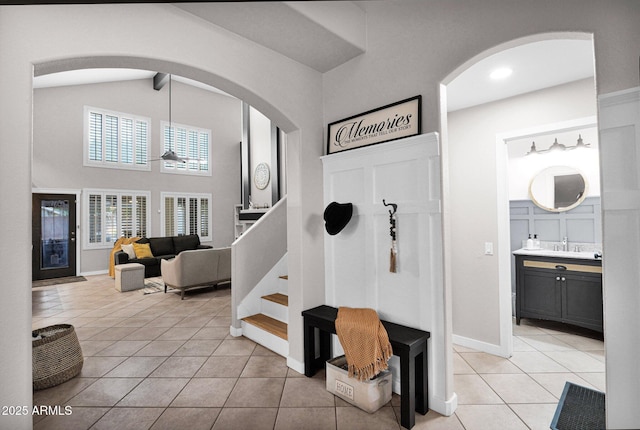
551,382,605,430
32,276,87,288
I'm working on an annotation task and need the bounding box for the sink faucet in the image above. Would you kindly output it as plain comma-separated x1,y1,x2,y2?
562,237,568,251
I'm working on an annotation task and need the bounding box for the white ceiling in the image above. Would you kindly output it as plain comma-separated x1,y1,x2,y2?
32,8,595,113
446,39,595,112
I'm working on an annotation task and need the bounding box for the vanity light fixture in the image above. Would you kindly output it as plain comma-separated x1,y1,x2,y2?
526,135,591,155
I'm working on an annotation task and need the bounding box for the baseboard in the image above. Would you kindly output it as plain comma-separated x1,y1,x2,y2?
431,392,458,416
80,269,108,277
229,325,243,337
286,356,305,375
453,334,509,357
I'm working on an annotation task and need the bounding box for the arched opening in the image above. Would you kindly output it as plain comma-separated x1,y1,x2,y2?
440,32,602,360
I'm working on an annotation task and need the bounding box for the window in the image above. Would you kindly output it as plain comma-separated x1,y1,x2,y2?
161,121,211,175
84,189,150,249
161,192,211,241
85,106,150,170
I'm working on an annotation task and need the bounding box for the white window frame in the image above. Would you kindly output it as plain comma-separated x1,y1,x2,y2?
160,121,212,176
161,192,212,242
83,188,151,249
84,106,151,171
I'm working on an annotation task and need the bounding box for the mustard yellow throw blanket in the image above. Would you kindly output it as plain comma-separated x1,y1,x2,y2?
335,307,393,381
108,236,140,278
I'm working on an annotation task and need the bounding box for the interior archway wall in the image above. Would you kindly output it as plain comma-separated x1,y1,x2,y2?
441,32,597,358
0,5,326,427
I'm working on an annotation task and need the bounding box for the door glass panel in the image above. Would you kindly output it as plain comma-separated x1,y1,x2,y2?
41,199,69,269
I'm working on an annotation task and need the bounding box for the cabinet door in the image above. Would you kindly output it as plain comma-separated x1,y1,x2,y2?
520,270,562,320
562,273,603,331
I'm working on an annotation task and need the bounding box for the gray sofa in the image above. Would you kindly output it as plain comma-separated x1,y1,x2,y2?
160,247,231,299
114,234,212,278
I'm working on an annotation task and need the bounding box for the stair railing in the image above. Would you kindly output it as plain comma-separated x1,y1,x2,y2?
230,195,287,335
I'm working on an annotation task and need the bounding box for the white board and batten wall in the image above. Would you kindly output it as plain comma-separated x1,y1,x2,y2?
321,133,456,416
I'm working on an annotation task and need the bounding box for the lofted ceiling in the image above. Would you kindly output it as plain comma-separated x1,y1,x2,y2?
32,4,595,113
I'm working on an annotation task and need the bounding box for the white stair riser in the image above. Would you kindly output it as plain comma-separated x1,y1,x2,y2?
241,320,289,357
261,299,288,323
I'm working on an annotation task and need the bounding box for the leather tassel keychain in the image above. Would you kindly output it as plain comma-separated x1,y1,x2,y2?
383,200,398,273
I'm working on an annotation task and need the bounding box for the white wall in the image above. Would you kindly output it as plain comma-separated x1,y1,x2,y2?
0,4,325,429
249,106,274,207
447,79,597,346
33,79,242,273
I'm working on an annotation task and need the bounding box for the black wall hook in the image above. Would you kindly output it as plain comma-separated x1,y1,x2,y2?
382,199,397,216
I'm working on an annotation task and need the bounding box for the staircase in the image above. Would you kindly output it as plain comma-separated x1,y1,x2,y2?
240,275,289,356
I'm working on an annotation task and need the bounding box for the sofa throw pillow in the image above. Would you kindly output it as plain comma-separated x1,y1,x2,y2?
133,243,154,259
121,243,136,259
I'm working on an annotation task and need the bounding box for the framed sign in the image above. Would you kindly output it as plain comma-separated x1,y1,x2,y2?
327,95,421,155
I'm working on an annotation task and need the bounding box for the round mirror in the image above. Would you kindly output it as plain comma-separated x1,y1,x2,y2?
529,166,588,212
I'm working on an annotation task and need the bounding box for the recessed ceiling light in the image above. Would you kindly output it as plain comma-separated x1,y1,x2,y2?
490,67,513,80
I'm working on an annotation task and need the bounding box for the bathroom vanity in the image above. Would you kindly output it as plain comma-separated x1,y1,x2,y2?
514,249,603,332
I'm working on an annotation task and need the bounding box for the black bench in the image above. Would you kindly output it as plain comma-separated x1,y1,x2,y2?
302,305,430,429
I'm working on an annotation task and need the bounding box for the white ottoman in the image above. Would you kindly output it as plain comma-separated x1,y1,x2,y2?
115,263,145,292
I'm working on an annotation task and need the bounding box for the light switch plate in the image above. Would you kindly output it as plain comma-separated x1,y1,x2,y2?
485,242,494,255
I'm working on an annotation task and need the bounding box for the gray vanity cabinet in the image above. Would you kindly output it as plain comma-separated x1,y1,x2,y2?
515,255,603,332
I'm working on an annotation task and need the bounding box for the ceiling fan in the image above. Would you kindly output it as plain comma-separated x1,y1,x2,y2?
150,73,193,164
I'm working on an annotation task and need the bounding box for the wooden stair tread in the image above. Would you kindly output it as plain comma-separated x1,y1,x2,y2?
262,293,288,306
279,275,288,280
242,314,288,340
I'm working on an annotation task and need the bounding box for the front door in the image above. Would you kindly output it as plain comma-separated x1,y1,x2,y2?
32,193,77,281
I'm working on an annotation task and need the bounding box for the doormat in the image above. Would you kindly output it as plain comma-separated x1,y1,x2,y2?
32,276,86,288
551,382,605,430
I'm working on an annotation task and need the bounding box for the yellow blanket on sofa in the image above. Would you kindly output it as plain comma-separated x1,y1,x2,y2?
108,236,140,278
335,307,393,381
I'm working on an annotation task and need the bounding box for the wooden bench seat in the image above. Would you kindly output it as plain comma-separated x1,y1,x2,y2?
302,305,430,429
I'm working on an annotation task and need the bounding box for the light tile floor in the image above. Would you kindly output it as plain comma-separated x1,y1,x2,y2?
32,275,605,429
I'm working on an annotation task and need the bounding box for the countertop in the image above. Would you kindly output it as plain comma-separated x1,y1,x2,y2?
513,248,601,261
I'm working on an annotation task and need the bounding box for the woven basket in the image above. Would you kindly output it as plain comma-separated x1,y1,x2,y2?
32,324,83,391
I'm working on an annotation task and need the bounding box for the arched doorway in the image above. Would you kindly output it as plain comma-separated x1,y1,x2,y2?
439,33,600,358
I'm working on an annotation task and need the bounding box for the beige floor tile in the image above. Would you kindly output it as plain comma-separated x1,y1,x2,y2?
195,355,249,378
191,326,230,340
123,326,170,341
225,377,286,407
117,377,190,407
459,352,523,374
173,315,212,328
480,374,557,403
33,406,109,430
79,356,128,377
518,334,574,351
509,403,559,430
150,407,221,430
576,372,607,392
453,353,476,374
212,338,257,356
511,336,537,352
150,356,208,378
453,374,503,405
79,340,117,356
74,326,108,340
91,407,165,430
512,323,547,336
241,355,290,378
212,408,278,430
280,376,336,407
171,377,238,407
134,340,186,356
104,356,167,378
275,407,337,430
508,351,570,373
452,344,478,353
404,409,465,430
67,377,143,407
206,316,232,327
155,326,200,340
543,350,606,373
33,377,98,407
586,350,606,363
93,340,150,357
551,333,605,351
173,339,222,356
454,404,528,430
113,317,155,328
336,405,399,430
529,372,597,398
